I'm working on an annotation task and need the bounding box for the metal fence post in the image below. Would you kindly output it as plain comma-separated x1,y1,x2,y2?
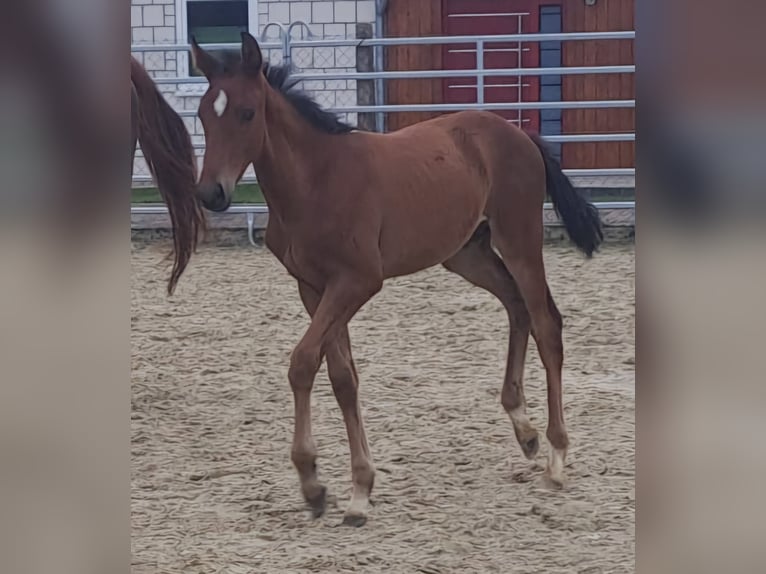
374,0,388,133
356,23,376,131
282,29,292,67
476,39,485,105
261,22,289,66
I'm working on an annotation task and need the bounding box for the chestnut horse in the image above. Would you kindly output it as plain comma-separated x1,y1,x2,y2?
190,33,602,526
131,56,205,294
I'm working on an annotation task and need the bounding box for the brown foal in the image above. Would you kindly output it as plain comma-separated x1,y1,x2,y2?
190,33,603,526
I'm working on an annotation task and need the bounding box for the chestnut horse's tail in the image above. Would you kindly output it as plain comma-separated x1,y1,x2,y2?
529,133,603,257
131,56,205,295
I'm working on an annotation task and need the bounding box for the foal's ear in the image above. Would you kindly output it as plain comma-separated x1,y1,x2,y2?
190,36,222,79
241,32,263,75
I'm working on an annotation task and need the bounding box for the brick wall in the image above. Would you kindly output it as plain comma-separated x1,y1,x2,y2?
131,0,376,184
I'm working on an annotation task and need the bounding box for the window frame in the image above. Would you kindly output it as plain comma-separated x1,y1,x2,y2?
175,0,259,80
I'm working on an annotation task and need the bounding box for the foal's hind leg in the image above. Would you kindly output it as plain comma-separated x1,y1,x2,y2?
443,222,540,460
489,219,569,488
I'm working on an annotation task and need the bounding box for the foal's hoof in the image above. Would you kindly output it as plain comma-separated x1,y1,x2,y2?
520,434,540,460
543,469,566,490
342,513,368,528
306,486,327,518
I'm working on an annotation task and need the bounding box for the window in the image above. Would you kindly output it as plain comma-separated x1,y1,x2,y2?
177,0,259,77
539,5,562,161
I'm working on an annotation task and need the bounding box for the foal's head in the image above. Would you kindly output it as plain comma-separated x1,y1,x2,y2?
191,33,267,211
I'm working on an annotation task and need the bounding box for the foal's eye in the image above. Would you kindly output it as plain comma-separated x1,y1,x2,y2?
240,109,255,123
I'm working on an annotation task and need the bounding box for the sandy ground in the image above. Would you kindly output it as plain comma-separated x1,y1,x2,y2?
132,241,635,574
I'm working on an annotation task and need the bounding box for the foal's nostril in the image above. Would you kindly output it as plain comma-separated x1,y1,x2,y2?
214,183,225,201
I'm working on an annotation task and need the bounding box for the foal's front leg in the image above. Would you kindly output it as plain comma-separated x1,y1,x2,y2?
289,277,380,519
326,327,375,526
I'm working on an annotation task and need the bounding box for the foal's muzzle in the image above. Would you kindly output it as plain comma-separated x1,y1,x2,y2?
198,182,231,212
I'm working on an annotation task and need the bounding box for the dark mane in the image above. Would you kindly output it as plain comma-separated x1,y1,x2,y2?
263,63,354,135
215,52,355,134
264,62,355,135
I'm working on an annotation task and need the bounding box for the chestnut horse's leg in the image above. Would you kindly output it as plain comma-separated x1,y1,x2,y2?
443,222,540,460
290,277,381,519
326,327,374,526
297,282,375,526
489,218,569,488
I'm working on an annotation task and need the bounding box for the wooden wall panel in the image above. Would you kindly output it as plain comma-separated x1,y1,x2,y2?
384,0,443,132
562,0,635,169
441,0,545,132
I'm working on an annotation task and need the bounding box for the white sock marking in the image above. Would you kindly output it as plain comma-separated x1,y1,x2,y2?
547,441,566,484
508,406,531,428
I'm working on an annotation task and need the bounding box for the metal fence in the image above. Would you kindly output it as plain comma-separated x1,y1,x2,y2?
131,24,635,193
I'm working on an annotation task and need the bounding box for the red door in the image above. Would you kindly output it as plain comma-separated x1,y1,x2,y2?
442,0,559,133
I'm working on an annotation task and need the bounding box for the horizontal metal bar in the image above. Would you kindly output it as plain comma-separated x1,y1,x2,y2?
152,77,208,85
132,168,634,186
168,100,632,116
133,134,635,159
586,201,635,209
448,12,531,18
543,133,635,143
130,32,635,54
134,134,635,159
448,48,530,54
288,31,636,48
447,83,527,89
565,169,635,177
131,205,268,215
131,202,634,216
131,42,281,53
325,101,634,113
148,64,634,86
296,65,633,81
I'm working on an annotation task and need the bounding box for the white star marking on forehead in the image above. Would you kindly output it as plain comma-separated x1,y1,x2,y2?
213,89,228,117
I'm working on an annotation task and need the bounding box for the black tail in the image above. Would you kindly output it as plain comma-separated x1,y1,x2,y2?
529,133,603,257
